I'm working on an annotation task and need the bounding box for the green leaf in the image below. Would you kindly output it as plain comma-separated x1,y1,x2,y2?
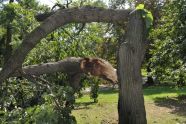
137,6,154,30
136,4,145,10
145,11,153,29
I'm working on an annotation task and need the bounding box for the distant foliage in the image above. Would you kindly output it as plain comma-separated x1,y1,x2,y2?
149,0,186,85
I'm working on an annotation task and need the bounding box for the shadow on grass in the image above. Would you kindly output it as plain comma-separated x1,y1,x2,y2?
99,85,186,96
98,88,118,94
75,88,118,110
154,95,186,116
98,86,186,96
74,101,95,110
143,86,186,96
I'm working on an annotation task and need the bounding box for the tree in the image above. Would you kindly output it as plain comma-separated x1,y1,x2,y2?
118,10,147,123
0,5,149,124
149,0,186,85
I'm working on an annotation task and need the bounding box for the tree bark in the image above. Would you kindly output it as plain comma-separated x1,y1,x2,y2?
3,57,117,86
117,10,147,124
11,57,82,77
0,7,130,83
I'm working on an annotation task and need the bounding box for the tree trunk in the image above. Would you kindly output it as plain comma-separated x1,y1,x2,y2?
118,10,147,124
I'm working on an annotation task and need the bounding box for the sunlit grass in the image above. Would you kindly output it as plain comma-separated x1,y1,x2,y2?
144,86,186,101
72,86,186,124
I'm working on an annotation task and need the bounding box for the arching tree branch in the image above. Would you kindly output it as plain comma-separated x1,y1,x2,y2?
0,6,130,83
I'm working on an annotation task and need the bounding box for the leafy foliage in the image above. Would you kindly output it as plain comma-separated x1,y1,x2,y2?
89,77,101,103
136,4,153,30
0,78,76,123
149,0,186,84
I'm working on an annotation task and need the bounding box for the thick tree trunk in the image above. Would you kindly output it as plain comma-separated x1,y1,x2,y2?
118,10,147,124
0,7,130,83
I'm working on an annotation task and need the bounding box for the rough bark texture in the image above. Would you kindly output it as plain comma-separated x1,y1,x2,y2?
8,57,117,89
12,57,82,76
0,7,130,83
118,10,147,124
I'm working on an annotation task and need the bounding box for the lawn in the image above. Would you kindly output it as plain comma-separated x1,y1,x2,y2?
72,86,186,124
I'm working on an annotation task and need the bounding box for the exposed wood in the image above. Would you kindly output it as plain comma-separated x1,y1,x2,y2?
117,10,147,124
0,7,131,83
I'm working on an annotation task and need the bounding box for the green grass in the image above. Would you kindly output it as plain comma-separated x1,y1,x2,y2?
144,86,186,101
72,86,186,124
73,89,118,124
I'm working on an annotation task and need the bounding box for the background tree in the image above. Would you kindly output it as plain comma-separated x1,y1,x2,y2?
149,0,186,85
